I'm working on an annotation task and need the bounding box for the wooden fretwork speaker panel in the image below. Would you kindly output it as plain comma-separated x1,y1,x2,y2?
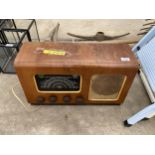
14,42,139,105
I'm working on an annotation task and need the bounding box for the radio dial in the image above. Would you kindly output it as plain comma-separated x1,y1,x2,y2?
35,75,80,91
63,96,71,103
49,96,57,103
76,96,84,104
36,96,45,103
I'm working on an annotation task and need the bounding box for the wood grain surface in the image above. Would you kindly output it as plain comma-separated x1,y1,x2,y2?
14,42,139,105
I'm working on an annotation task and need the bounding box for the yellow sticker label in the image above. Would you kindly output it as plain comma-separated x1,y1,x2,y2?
43,49,66,56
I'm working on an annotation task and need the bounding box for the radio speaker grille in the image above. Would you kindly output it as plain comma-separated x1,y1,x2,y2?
89,74,126,100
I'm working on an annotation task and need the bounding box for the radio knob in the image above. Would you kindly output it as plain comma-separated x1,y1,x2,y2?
63,96,71,103
36,96,45,104
76,96,84,104
49,96,57,103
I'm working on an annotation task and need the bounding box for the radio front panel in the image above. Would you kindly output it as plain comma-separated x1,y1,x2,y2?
14,42,139,105
15,66,137,105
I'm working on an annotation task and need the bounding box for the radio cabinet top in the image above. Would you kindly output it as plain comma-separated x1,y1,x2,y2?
14,42,139,68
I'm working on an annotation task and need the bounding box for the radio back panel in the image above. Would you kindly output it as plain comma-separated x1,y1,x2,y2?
14,42,139,105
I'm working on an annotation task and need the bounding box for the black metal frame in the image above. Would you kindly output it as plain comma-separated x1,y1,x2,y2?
0,19,40,74
0,30,28,73
1,20,40,42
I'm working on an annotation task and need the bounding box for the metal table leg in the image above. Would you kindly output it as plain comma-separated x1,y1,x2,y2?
124,102,155,126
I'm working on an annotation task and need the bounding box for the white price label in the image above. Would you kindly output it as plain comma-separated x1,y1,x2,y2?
120,57,130,62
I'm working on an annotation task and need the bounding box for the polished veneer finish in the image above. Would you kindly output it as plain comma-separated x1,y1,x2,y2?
14,42,139,105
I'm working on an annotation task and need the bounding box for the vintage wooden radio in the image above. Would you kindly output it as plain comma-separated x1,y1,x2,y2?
14,42,139,105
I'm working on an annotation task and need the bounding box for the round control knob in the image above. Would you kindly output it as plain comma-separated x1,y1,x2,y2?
36,96,45,104
63,96,71,103
76,96,84,104
49,96,57,103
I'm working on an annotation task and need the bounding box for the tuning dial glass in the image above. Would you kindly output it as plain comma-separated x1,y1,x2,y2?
35,74,81,92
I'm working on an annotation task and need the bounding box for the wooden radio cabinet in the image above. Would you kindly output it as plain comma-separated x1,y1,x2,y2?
14,42,139,105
